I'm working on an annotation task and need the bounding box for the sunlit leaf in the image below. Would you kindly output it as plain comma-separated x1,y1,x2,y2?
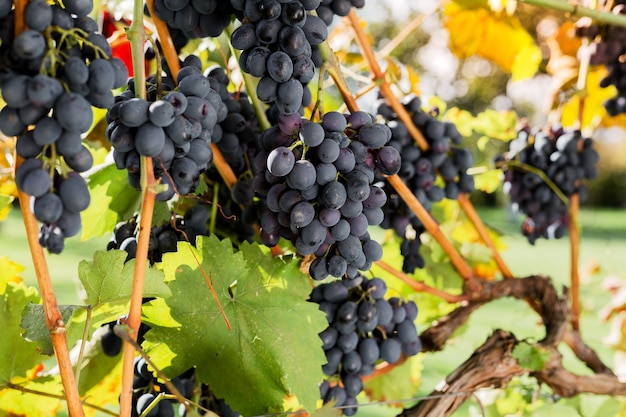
445,3,540,78
0,280,41,383
473,168,503,193
0,375,63,416
511,44,542,81
562,68,616,129
444,107,475,137
363,355,422,406
143,236,327,416
473,109,518,141
0,256,24,292
81,164,141,240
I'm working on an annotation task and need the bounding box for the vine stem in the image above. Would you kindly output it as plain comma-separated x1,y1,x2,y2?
119,1,155,416
457,194,513,279
517,0,626,27
13,0,84,415
318,31,474,281
386,175,474,281
375,260,469,303
346,10,428,150
15,167,85,417
568,187,582,332
144,0,180,81
346,9,513,280
317,41,359,113
211,144,238,189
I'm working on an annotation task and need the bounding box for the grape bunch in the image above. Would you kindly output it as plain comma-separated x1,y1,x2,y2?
316,0,365,25
496,126,599,244
149,0,236,41
106,57,226,200
309,275,421,416
376,95,473,273
106,204,209,263
229,0,328,116
253,111,401,280
0,0,128,252
575,1,626,115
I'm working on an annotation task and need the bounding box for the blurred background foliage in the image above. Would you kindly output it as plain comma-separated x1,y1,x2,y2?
351,0,626,208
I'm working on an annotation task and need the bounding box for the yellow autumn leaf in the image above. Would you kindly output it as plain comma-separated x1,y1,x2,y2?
407,66,421,97
444,3,540,79
511,43,543,81
561,67,616,129
0,256,24,293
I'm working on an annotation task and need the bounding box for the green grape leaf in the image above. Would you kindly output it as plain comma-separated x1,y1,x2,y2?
143,236,327,416
0,375,63,416
363,355,422,407
78,250,170,306
473,168,503,194
81,164,141,240
20,304,80,356
472,109,517,141
0,280,42,383
512,342,550,371
20,250,174,349
309,402,342,417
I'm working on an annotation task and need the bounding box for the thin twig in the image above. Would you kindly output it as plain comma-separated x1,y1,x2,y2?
458,194,514,279
211,144,238,190
317,41,359,113
518,0,626,27
73,306,93,387
145,0,180,81
568,204,582,323
3,382,117,416
113,325,193,413
375,260,469,303
119,2,155,415
387,175,474,281
346,10,428,150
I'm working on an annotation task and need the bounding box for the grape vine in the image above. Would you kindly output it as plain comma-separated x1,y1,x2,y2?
0,1,625,417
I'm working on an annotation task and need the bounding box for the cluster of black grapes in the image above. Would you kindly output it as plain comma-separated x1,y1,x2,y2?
0,0,128,253
253,111,400,280
575,1,626,115
376,95,473,273
310,274,420,415
496,126,599,244
105,204,209,263
107,57,224,200
229,0,327,117
316,0,365,25
149,0,236,41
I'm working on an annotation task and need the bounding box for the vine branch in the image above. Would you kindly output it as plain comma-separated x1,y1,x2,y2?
518,0,626,27
13,0,84,415
375,260,468,303
119,1,155,416
387,174,474,281
404,275,625,416
346,9,513,280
